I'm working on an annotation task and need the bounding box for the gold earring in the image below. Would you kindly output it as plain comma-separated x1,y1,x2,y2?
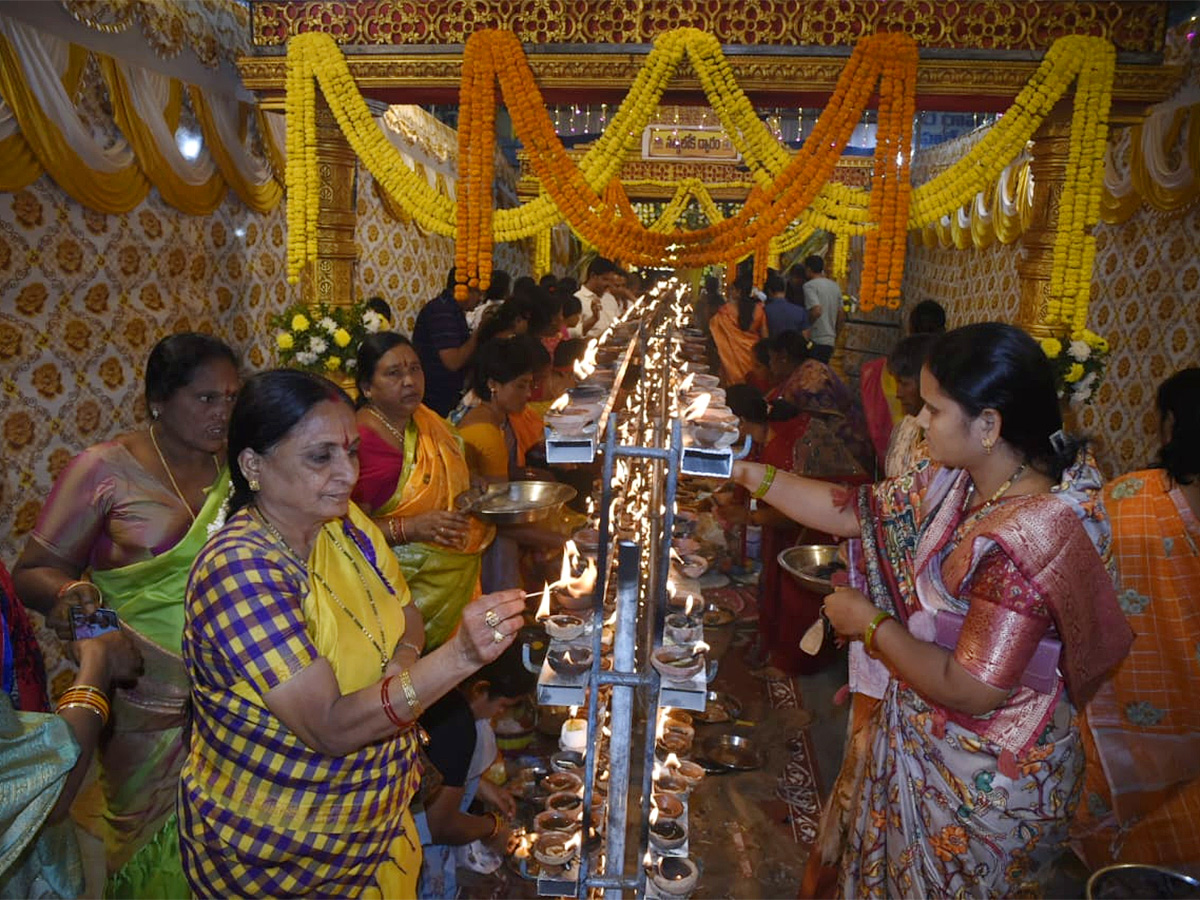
982,439,993,455
248,478,260,492
151,408,160,420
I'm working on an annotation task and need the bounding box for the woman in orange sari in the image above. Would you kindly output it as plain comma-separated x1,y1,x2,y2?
709,277,767,385
353,333,495,650
1074,367,1200,868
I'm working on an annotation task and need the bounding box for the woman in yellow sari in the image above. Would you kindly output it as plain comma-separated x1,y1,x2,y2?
13,333,238,899
180,369,524,896
353,333,495,651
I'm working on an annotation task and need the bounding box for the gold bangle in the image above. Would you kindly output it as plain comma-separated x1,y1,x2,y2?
58,685,110,713
751,464,777,500
57,696,109,726
399,668,423,719
399,640,423,657
57,579,102,605
487,810,502,838
863,610,894,658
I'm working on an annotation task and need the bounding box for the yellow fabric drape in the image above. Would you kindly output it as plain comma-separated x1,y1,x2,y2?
1128,109,1200,215
0,36,90,193
0,29,148,211
188,86,282,213
98,56,226,215
257,107,286,181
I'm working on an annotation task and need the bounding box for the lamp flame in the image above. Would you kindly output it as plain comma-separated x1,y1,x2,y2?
549,392,570,413
678,372,695,392
682,392,711,420
694,640,710,655
537,582,551,620
685,595,696,616
664,752,681,770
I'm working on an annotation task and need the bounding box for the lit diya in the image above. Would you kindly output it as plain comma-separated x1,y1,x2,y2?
649,856,699,895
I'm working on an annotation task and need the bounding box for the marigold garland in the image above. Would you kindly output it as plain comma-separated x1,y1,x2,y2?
285,29,1115,330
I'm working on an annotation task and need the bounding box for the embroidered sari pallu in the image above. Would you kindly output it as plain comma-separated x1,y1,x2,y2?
822,463,1130,898
370,407,494,650
74,471,230,899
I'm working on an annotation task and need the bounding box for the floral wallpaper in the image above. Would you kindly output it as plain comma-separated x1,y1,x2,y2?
899,201,1200,480
0,165,531,565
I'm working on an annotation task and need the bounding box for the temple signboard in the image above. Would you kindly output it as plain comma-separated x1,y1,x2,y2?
641,126,740,162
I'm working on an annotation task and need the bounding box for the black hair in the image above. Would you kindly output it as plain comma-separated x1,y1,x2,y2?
771,329,811,364
586,257,619,280
511,275,539,304
227,370,353,513
486,270,511,301
887,333,939,381
354,331,414,408
145,332,237,407
732,277,756,330
703,275,725,309
909,300,947,335
529,287,564,336
554,337,587,368
558,276,579,297
443,267,458,294
725,383,799,425
764,271,786,295
752,337,772,368
561,293,583,319
463,643,537,698
476,296,534,345
471,336,536,400
1156,367,1200,485
364,296,393,323
927,322,1079,481
525,335,552,372
539,274,558,291
803,254,825,274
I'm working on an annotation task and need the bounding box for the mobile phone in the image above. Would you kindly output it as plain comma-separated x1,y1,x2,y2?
69,605,120,641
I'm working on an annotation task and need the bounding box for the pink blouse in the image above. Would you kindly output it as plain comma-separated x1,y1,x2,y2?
30,440,195,572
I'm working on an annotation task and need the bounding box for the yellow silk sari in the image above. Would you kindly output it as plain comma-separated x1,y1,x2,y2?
377,406,494,649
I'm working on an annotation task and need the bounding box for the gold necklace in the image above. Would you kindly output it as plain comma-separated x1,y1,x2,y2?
368,406,408,445
963,462,1028,516
254,508,391,673
150,424,216,523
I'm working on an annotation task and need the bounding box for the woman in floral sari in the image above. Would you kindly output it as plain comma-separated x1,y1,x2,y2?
13,333,239,898
731,324,1131,897
709,277,767,385
353,332,495,650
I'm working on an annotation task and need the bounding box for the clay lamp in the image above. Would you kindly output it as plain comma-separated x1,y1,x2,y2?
648,807,687,852
544,614,585,642
543,771,583,796
652,791,685,821
651,644,707,682
534,810,578,835
545,791,584,821
533,831,579,868
649,856,699,895
550,750,584,774
547,646,592,677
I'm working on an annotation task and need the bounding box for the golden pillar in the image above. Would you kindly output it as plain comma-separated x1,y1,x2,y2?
303,94,358,309
1015,106,1072,339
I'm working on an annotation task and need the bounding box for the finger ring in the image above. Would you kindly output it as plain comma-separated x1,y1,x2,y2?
492,628,505,644
485,609,501,628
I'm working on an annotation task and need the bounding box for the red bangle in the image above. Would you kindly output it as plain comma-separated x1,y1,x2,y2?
380,675,410,729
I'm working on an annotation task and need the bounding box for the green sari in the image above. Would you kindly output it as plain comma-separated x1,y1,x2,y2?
78,470,230,900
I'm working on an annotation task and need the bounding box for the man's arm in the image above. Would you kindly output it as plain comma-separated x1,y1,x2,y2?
803,281,823,321
438,329,480,372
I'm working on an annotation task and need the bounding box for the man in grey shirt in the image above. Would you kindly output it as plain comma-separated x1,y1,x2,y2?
802,254,841,363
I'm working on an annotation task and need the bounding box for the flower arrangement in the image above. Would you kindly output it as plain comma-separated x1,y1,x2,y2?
272,301,387,375
1040,329,1110,404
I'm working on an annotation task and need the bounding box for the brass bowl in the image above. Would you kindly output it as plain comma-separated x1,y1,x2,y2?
457,480,577,525
777,544,844,596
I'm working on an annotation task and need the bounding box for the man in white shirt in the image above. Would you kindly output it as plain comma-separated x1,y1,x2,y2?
576,257,624,338
802,254,842,364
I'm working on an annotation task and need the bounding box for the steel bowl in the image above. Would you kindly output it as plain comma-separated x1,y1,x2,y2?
1086,863,1200,899
458,480,577,525
699,733,764,772
778,544,844,595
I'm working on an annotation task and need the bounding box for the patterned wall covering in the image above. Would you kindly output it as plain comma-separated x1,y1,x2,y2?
250,0,1168,53
0,164,531,566
899,201,1200,481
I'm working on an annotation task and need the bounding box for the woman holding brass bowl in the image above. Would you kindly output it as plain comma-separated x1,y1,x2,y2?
731,324,1131,897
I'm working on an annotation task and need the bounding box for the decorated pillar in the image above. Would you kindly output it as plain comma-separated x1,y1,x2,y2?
303,94,358,309
1015,107,1072,338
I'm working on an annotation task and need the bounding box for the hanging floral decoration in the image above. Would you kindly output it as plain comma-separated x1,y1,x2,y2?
284,29,1114,331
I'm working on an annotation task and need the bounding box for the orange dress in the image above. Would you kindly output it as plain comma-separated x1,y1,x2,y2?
1074,469,1200,867
709,302,766,385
